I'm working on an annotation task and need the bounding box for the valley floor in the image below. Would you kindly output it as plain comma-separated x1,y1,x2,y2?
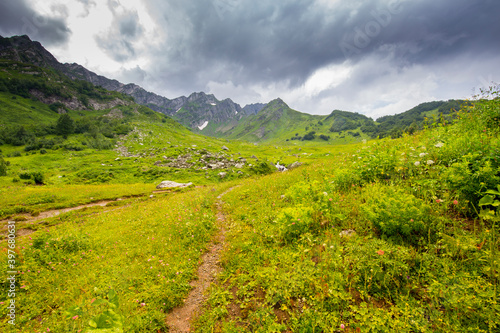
1,96,499,332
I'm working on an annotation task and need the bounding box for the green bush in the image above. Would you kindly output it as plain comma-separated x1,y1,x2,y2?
0,156,7,176
19,172,31,180
250,161,274,175
18,171,45,184
276,205,316,243
56,113,75,136
361,184,437,245
31,171,44,184
444,152,500,214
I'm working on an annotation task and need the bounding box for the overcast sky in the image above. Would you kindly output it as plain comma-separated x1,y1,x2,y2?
1,0,499,119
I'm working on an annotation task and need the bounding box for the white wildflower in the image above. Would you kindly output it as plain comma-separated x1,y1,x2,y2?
427,160,435,165
435,142,445,148
419,153,427,157
414,161,421,166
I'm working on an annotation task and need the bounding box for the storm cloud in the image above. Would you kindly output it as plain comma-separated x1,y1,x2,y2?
135,0,500,115
0,0,71,46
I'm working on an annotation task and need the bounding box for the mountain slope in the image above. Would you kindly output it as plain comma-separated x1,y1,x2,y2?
219,98,374,143
0,35,251,131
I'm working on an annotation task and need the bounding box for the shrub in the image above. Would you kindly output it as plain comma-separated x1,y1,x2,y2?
31,171,44,184
18,171,45,184
331,168,363,191
56,113,75,136
276,205,315,243
361,184,438,245
444,152,499,214
250,161,274,175
0,156,7,176
302,131,316,141
19,172,32,180
319,134,330,141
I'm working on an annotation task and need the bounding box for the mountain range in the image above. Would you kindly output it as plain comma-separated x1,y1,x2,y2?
0,35,463,143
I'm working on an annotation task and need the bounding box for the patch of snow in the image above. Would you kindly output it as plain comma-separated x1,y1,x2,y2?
176,108,181,113
235,111,238,115
210,103,216,106
198,121,209,130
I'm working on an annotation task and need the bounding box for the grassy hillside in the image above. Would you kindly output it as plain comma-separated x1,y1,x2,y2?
207,98,465,145
215,99,372,145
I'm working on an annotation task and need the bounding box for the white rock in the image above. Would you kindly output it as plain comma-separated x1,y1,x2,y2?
156,181,193,189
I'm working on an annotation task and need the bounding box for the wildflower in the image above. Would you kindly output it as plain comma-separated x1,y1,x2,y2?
377,250,385,255
419,153,427,157
427,160,434,165
340,324,345,329
453,200,459,205
436,199,443,203
435,142,444,148
72,315,79,320
414,161,420,166
141,303,146,307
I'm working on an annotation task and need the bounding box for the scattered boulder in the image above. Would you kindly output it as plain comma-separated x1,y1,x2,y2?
218,172,227,179
154,160,162,166
156,181,193,189
287,161,302,170
339,229,356,238
276,163,288,172
222,146,229,151
234,163,245,169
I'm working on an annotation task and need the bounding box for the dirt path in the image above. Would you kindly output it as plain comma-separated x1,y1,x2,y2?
2,200,114,224
166,187,235,332
0,199,130,239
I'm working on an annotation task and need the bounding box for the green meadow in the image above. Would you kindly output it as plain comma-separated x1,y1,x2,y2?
1,87,499,332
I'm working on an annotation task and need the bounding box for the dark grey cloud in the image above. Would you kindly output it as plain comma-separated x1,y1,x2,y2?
0,0,71,46
140,0,500,94
95,2,144,62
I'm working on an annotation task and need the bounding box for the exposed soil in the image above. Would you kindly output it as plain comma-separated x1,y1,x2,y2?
0,198,133,239
0,200,114,227
166,188,235,332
